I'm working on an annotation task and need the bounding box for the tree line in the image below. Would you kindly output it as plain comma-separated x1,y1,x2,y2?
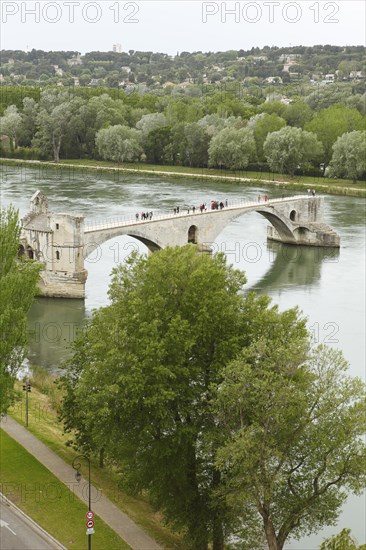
0,88,365,181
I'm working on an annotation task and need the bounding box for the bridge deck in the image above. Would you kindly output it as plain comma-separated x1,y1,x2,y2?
84,195,309,233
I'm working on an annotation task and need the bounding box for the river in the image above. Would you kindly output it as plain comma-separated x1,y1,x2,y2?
1,163,365,548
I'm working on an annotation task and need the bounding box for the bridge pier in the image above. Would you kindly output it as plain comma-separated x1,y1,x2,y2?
267,224,341,247
21,190,87,299
264,197,340,247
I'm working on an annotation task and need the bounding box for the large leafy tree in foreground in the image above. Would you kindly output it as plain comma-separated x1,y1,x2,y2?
60,246,366,549
215,344,366,550
60,246,307,548
0,207,40,414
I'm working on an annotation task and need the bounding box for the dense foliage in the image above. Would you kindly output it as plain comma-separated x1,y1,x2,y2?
0,207,40,415
1,85,365,180
59,246,366,550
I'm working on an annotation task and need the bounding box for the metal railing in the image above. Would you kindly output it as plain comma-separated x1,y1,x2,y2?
84,195,310,232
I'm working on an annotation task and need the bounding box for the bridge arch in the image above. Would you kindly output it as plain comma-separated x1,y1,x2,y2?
83,230,162,259
205,207,297,245
188,225,198,244
254,209,296,243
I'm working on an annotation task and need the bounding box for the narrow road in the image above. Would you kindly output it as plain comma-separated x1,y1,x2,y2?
0,417,162,550
0,497,65,550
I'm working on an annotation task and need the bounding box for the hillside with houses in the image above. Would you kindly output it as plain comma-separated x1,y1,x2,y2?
1,45,365,91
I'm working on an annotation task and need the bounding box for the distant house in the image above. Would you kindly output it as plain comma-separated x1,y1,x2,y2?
278,53,302,62
67,54,82,66
121,66,131,74
350,71,364,80
266,76,283,84
73,77,80,86
324,74,335,82
53,65,64,76
212,65,224,72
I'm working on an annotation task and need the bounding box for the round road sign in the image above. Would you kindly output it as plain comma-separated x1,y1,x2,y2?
86,519,94,529
86,511,94,520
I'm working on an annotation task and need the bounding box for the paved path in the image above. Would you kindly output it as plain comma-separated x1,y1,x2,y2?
1,416,162,550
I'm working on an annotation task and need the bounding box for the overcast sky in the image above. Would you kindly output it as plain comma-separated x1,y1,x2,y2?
1,1,365,54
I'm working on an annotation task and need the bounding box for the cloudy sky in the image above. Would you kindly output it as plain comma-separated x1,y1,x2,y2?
1,1,365,54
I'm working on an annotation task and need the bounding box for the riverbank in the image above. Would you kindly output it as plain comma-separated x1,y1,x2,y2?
1,157,365,197
7,377,184,549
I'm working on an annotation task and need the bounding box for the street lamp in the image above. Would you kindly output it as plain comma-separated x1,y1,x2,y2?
22,381,31,427
72,455,92,550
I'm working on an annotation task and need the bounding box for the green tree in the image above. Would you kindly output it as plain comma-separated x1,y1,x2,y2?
320,528,366,550
208,127,256,170
249,113,286,163
284,100,313,128
181,122,210,167
259,101,287,118
33,89,74,162
69,94,128,158
215,345,366,550
0,105,22,149
327,131,366,183
144,126,172,164
18,97,39,148
60,246,307,549
305,105,365,163
263,126,323,176
135,112,167,142
0,207,40,415
95,124,143,163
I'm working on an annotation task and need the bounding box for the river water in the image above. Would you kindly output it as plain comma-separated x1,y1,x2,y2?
1,164,365,548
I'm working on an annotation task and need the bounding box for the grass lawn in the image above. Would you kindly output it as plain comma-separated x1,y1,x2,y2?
1,157,365,196
0,429,130,549
9,381,185,549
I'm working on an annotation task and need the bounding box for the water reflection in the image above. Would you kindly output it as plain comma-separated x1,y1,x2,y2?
252,242,340,292
27,297,86,371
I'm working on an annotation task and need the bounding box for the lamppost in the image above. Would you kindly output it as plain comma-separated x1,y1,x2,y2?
72,455,92,550
22,380,31,427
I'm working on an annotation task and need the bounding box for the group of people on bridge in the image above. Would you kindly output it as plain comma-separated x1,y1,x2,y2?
136,211,153,221
171,200,229,215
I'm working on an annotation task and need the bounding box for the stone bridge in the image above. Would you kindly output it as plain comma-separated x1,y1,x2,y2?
20,190,340,299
